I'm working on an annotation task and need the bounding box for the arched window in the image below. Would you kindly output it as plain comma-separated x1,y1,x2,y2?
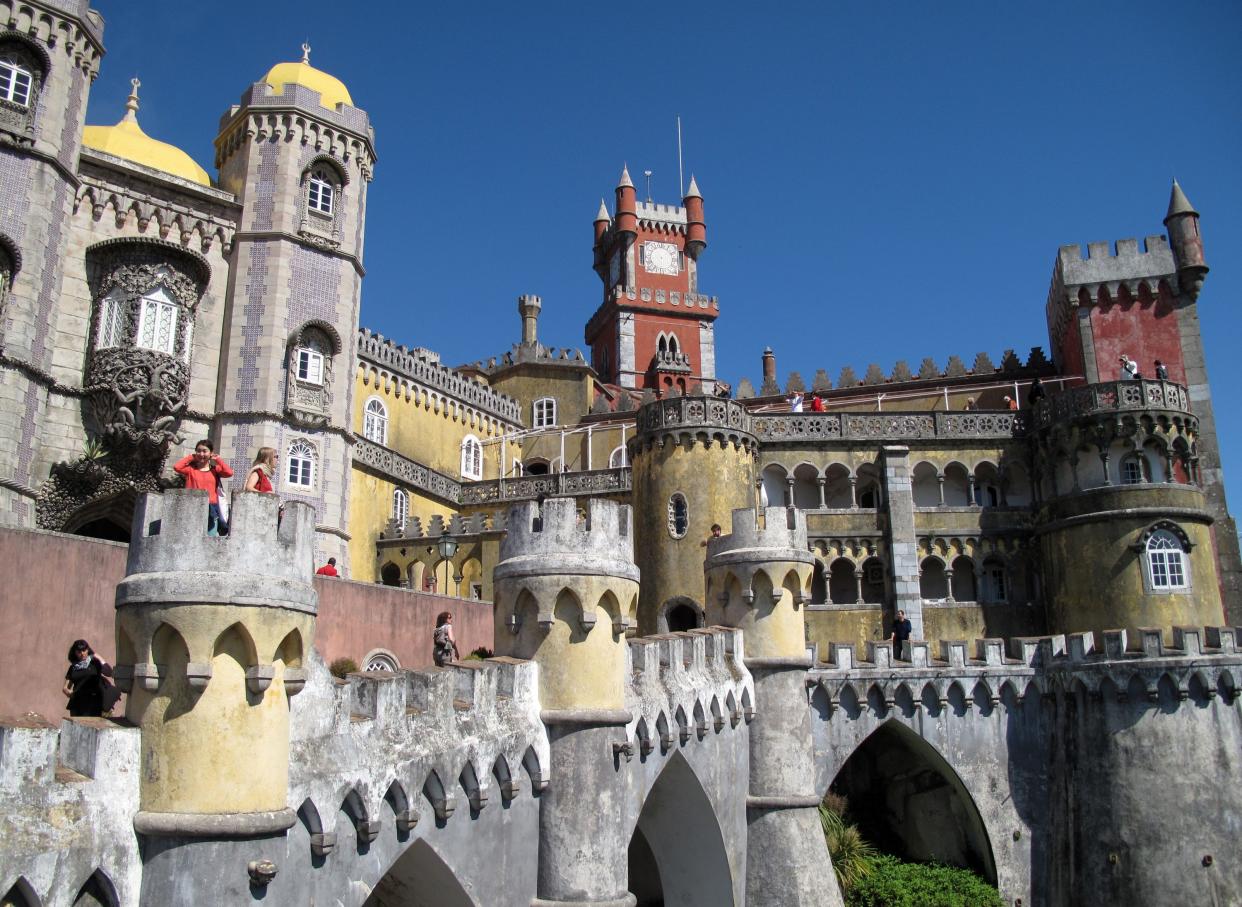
1146,529,1188,591
96,287,126,349
0,55,33,107
533,397,556,428
307,167,336,216
287,439,316,488
667,492,689,539
364,650,399,672
658,334,668,354
1121,454,1147,485
136,286,178,355
668,333,679,355
392,488,408,531
460,435,482,480
609,445,626,468
363,397,388,445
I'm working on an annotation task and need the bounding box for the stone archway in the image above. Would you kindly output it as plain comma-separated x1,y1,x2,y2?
829,720,997,884
659,596,703,632
628,751,734,906
365,838,477,907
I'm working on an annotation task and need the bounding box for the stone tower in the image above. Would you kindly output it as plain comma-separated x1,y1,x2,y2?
114,488,316,903
211,47,376,567
628,394,758,634
585,168,718,393
0,1,104,526
493,497,640,905
704,507,844,907
1044,183,1241,620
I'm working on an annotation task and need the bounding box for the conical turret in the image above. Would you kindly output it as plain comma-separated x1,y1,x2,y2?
1163,180,1208,299
683,175,706,259
614,165,637,237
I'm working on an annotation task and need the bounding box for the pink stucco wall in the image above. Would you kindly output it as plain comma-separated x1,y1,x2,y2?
0,527,495,723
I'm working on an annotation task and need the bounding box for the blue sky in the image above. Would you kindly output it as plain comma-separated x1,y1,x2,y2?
90,2,1242,491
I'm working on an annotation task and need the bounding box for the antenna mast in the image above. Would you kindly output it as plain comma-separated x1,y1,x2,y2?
677,116,684,197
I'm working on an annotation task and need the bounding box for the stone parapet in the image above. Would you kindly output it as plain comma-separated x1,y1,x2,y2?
353,436,463,506
753,410,1027,443
624,628,755,755
706,506,815,571
496,498,637,582
1032,379,1193,431
460,466,631,506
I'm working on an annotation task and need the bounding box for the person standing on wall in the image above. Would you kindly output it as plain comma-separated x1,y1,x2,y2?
433,612,460,666
63,639,120,717
889,609,913,660
173,440,234,536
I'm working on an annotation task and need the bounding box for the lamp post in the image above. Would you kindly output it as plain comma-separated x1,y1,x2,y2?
437,531,458,597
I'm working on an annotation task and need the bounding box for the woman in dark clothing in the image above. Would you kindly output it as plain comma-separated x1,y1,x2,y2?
63,639,117,717
433,612,460,667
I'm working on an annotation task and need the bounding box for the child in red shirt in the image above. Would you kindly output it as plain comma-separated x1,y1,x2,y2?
173,439,234,536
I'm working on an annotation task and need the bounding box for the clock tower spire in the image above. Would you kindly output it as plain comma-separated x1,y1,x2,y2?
584,169,719,394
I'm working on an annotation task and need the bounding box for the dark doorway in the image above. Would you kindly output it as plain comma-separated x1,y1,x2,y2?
380,563,401,587
829,721,997,883
666,603,699,632
73,518,131,542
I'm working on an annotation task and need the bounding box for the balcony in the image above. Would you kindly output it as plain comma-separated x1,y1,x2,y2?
1031,379,1192,430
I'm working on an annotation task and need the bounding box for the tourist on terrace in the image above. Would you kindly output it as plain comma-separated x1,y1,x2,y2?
244,447,278,493
1027,377,1046,407
788,392,804,413
1155,360,1169,380
890,610,913,660
173,439,234,536
433,612,460,666
1119,354,1140,380
316,558,339,577
1003,395,1018,411
964,397,978,411
63,639,119,718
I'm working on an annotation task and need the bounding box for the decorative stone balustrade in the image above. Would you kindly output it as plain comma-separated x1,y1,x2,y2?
1032,380,1192,431
459,467,631,506
753,410,1027,443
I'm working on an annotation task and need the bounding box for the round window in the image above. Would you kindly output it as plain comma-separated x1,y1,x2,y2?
364,651,399,672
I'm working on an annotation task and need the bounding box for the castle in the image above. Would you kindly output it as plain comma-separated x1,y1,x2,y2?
1,2,1240,905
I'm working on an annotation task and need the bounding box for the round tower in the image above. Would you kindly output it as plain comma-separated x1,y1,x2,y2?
683,175,707,260
114,489,315,901
628,394,757,634
493,497,639,905
1164,180,1208,299
704,507,843,907
614,165,637,237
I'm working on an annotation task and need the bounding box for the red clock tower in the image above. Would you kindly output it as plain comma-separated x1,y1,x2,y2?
584,167,719,394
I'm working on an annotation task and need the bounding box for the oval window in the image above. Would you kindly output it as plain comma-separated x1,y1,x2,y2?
667,493,689,539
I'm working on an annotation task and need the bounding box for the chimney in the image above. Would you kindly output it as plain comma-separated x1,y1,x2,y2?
518,295,542,346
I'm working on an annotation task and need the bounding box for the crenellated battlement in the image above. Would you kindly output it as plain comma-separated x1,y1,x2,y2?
288,652,549,832
117,490,317,612
625,628,754,754
497,498,636,578
707,507,814,566
810,626,1242,711
1055,235,1174,286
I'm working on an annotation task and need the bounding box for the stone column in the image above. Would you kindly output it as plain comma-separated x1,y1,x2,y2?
816,477,827,509
882,445,924,639
494,498,640,907
705,507,844,907
114,490,317,904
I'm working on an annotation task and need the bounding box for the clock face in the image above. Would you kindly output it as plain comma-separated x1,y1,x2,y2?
643,241,679,276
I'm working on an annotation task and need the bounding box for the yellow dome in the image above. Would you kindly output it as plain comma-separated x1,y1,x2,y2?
82,81,211,187
262,61,353,110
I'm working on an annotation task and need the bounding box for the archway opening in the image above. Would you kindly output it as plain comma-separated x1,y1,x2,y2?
628,751,734,906
666,603,699,632
365,837,476,907
828,720,997,884
380,562,401,587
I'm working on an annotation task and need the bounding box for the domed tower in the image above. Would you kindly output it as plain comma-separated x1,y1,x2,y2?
0,1,104,524
493,497,640,905
211,45,376,567
704,507,843,907
113,489,316,903
628,393,758,634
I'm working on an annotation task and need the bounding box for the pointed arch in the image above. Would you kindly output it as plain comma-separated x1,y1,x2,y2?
627,751,735,907
366,838,478,907
829,719,997,884
213,622,258,669
1,877,41,907
72,869,118,906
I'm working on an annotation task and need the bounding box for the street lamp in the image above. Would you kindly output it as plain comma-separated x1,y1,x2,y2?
437,531,458,597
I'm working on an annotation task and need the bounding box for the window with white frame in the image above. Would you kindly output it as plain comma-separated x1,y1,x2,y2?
286,439,316,488
136,286,178,355
460,435,482,480
533,397,556,428
392,488,408,531
363,397,388,445
96,289,126,349
295,345,324,385
307,170,335,216
984,563,1007,603
1146,529,1188,591
0,56,33,107
609,445,626,468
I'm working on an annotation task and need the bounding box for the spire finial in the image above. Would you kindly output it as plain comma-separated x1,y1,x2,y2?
301,42,311,64
685,174,701,199
122,77,140,123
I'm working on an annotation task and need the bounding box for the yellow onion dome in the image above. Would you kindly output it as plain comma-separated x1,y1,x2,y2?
81,79,211,187
262,44,352,110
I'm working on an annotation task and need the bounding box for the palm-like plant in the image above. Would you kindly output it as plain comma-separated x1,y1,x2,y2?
820,804,877,893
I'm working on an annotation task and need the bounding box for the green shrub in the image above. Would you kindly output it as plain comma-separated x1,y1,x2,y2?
820,805,876,892
846,855,1003,907
329,657,358,678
